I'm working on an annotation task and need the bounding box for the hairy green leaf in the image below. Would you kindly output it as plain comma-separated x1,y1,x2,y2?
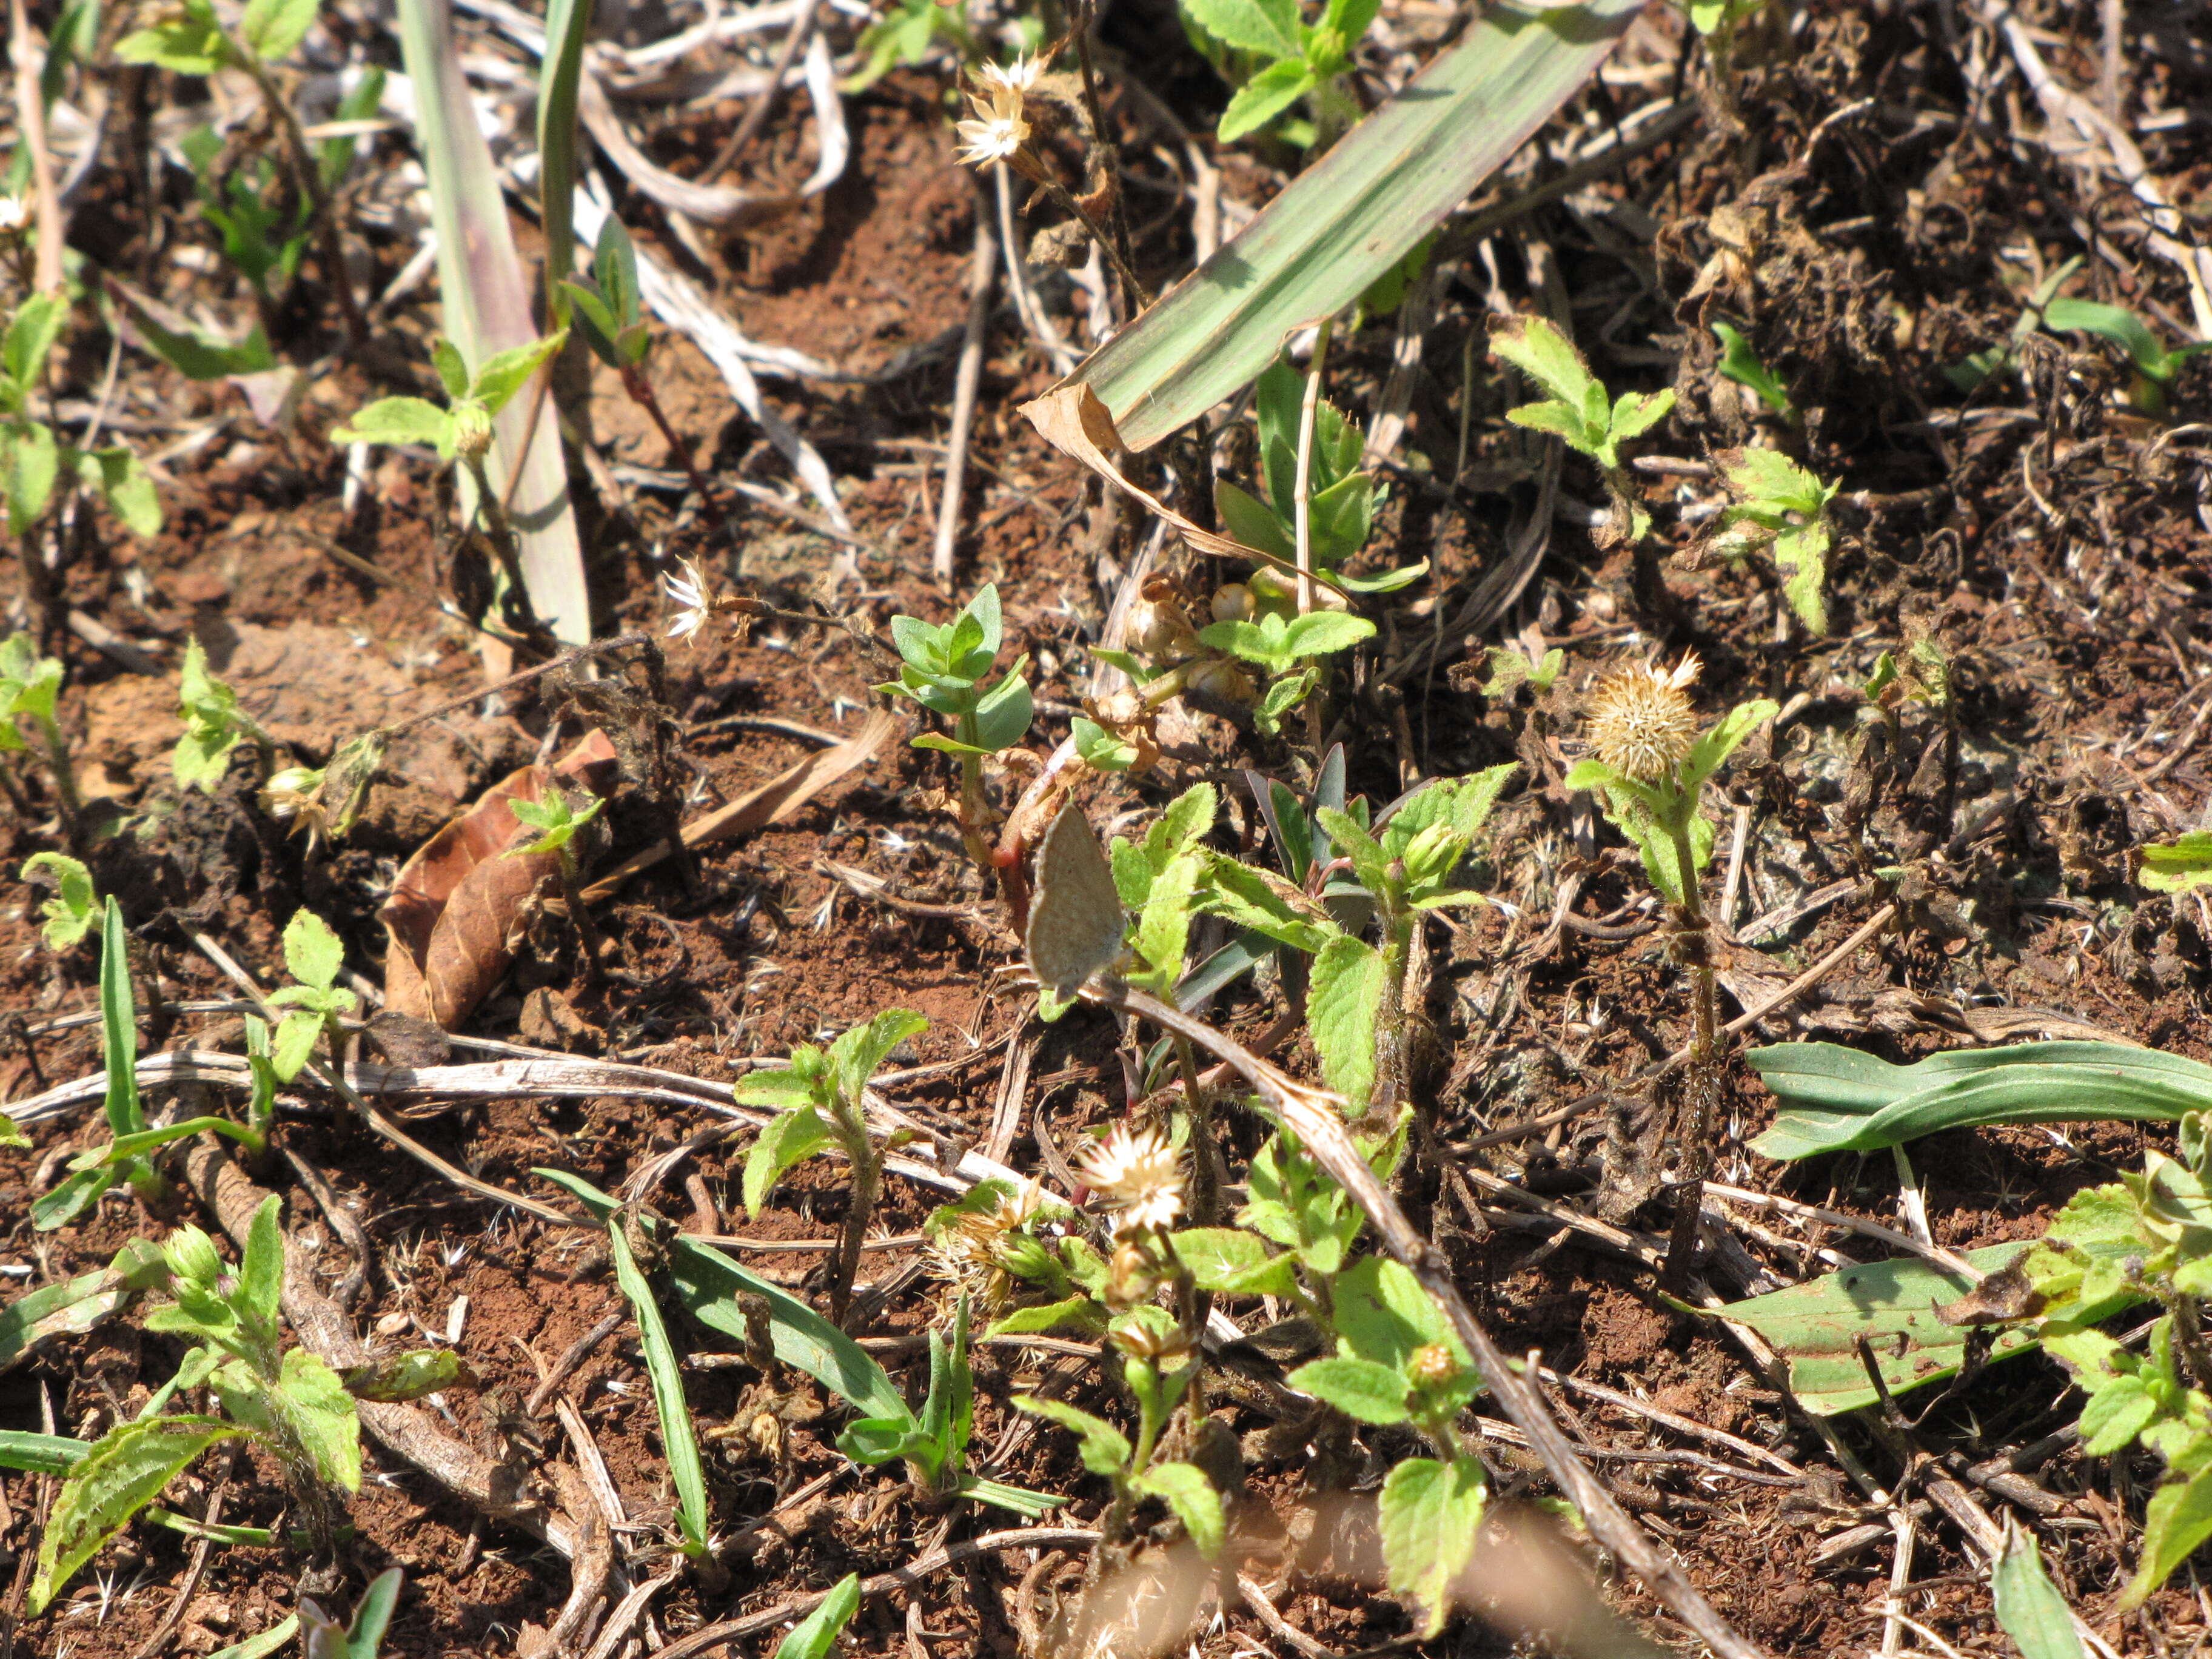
1377,1455,1486,1637
1016,1395,1131,1476
743,1104,834,1219
29,1416,237,1614
1289,1355,1408,1423
1131,1460,1227,1558
1309,934,1386,1108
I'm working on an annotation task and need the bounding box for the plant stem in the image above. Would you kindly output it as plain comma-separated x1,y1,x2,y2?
227,37,367,344
1170,1032,1218,1224
555,845,603,985
831,1109,881,1328
1064,0,1142,316
32,709,81,848
1660,808,1719,1293
1036,176,1150,310
1291,318,1333,620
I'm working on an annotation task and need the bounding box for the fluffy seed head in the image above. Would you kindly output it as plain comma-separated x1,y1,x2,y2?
1079,1122,1183,1236
1586,654,1701,783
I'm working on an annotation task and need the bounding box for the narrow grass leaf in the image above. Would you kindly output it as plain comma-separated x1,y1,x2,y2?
99,897,141,1135
774,1572,860,1659
0,1429,90,1473
606,1224,709,1555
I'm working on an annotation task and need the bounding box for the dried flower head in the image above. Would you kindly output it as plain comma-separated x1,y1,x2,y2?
954,82,1031,170
1079,1122,1183,1235
663,558,716,642
1108,1316,1193,1364
1586,653,1701,784
928,1181,1049,1303
973,53,1046,101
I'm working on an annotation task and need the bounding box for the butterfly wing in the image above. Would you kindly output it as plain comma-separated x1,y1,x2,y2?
1024,802,1125,999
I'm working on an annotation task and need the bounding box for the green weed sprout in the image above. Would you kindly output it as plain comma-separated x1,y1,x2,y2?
1289,1256,1488,1635
839,1295,1057,1516
1698,447,1838,637
1018,1304,1224,1556
1473,642,1563,699
181,127,309,301
1947,256,2083,395
1492,313,1673,545
21,851,95,949
736,1010,927,1324
603,1218,713,1557
1214,358,1423,595
845,0,976,93
1711,321,1794,419
173,637,281,794
266,910,358,1084
877,585,1032,868
1198,609,1374,737
507,787,606,977
2040,297,2212,415
1568,657,1775,1286
332,330,568,578
0,631,82,830
1988,1115,2212,1609
27,1195,363,1614
1181,0,1374,147
774,1574,862,1659
0,296,163,546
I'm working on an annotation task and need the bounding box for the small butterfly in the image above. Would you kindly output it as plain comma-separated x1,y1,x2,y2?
1024,802,1127,1002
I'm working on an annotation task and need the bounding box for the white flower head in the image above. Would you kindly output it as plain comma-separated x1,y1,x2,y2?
954,102,1030,170
0,196,30,235
663,558,713,642
973,53,1045,100
1079,1123,1183,1235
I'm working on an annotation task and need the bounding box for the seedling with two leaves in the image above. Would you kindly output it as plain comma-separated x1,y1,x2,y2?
878,586,1032,867
1181,0,1375,146
1689,447,1838,637
737,1010,927,1324
1492,313,1673,545
0,295,162,545
0,632,85,831
264,910,358,1084
21,851,96,949
173,637,282,794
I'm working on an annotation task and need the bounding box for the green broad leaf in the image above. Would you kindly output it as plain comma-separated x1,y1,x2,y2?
1039,0,1643,455
340,1349,468,1403
1333,1256,1460,1372
28,1416,238,1615
1773,521,1831,637
2126,1461,2212,1610
283,910,345,992
827,1008,928,1110
272,1349,363,1492
1134,851,1203,986
98,898,142,1136
1718,446,1831,515
1196,855,1338,955
774,1573,861,1659
1715,1240,2141,1416
79,447,163,538
1383,764,1518,860
607,1225,709,1554
22,851,97,950
988,1296,1106,1338
1279,610,1376,660
1288,1355,1409,1424
1181,0,1301,59
1309,934,1386,1109
1016,1395,1131,1476
332,396,451,452
4,292,66,390
1377,1455,1487,1637
343,1568,403,1659
117,0,227,73
468,331,568,417
537,1170,913,1423
2140,833,2212,894
431,338,469,401
1335,560,1427,595
1607,387,1675,446
1314,806,1389,897
240,0,318,62
1747,1039,2212,1161
1218,59,1316,144
239,1193,284,1332
726,1061,819,1111
836,1415,931,1467
270,1010,323,1085
742,1104,834,1219
1503,398,1594,449
1493,314,1601,421
1168,1227,1298,1297
1072,716,1139,772
1712,321,1793,417
2077,1373,2160,1456
1131,1461,1227,1558
1680,697,1777,793
1991,1521,2085,1659
1214,479,1295,561
971,665,1034,754
7,417,58,535
0,1429,92,1473
0,1245,160,1366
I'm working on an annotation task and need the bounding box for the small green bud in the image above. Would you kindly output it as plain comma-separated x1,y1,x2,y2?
450,402,494,462
163,1224,224,1289
1407,1342,1460,1390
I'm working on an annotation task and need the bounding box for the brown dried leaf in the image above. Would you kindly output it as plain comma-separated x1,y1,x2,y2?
380,732,619,1028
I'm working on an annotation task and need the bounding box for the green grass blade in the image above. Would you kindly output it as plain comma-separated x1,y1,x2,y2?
537,0,594,323
605,1224,710,1555
99,896,141,1136
1048,0,1641,451
0,1429,90,1473
393,0,589,645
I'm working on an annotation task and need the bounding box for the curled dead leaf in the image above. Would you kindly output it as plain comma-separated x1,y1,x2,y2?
380,732,620,1030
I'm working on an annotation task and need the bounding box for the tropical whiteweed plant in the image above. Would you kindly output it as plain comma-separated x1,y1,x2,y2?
0,631,83,831
21,850,96,949
1181,0,1375,146
0,295,162,544
877,586,1032,867
838,1295,1057,1516
737,1010,927,1324
1491,313,1673,545
1694,447,1838,637
28,1196,364,1614
1567,659,1775,1284
173,637,281,794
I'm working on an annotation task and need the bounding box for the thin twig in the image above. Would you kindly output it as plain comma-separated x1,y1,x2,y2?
935,178,999,584
9,0,63,296
707,0,820,179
